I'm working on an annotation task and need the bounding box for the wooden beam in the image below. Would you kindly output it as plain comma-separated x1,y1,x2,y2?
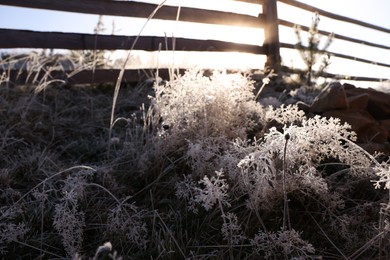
234,0,264,4
283,67,390,82
3,68,246,85
3,67,388,85
1,68,158,84
280,43,390,68
279,19,390,51
263,0,281,71
278,0,390,34
0,0,265,28
0,29,265,54
67,69,170,84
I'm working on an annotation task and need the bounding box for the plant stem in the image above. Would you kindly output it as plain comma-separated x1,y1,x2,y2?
282,133,291,231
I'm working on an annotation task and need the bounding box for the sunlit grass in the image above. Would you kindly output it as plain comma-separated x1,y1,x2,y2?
1,1,390,258
1,59,390,258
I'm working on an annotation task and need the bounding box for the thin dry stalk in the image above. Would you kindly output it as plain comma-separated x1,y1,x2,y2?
348,231,387,260
282,133,291,231
254,69,273,100
8,165,96,211
108,0,168,155
378,200,390,260
156,42,163,82
309,213,347,259
169,5,181,80
155,210,186,258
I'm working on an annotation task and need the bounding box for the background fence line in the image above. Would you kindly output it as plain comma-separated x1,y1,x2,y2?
0,29,265,54
278,0,390,34
0,0,265,28
0,0,389,84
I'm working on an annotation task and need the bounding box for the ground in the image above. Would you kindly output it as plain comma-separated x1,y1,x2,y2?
1,72,389,259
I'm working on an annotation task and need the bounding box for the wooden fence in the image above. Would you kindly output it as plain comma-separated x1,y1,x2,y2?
0,0,389,84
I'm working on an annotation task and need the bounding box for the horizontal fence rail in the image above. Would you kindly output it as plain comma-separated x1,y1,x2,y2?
0,0,265,28
3,68,180,85
278,19,390,51
0,0,269,83
0,29,265,54
278,0,390,34
280,42,390,69
277,0,390,81
0,0,389,83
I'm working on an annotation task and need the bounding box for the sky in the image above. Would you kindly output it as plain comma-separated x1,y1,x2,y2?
0,0,389,86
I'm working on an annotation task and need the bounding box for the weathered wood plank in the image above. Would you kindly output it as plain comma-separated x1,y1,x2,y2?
1,68,160,84
234,0,264,4
68,69,173,84
3,67,388,85
0,29,265,54
278,0,390,34
283,67,390,82
280,43,390,68
263,0,281,70
2,68,251,85
0,0,265,28
279,19,390,51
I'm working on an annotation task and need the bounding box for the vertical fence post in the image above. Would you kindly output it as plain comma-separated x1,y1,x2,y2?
263,0,281,72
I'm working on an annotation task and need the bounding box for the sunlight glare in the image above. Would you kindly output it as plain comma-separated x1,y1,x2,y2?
113,0,265,70
139,0,262,16
107,50,266,70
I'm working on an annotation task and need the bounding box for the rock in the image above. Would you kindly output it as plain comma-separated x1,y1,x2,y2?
323,109,388,143
347,93,369,110
358,142,390,157
380,119,390,140
260,96,282,107
344,85,390,120
343,82,357,90
380,119,390,130
296,101,310,112
310,82,349,113
305,82,390,144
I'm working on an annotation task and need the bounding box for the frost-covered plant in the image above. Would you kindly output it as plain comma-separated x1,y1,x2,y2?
0,200,28,254
53,174,88,257
53,200,85,257
264,115,372,171
107,201,148,250
373,161,390,190
0,222,29,254
236,146,280,211
221,212,246,245
172,93,390,257
4,63,390,259
176,169,230,212
295,12,334,86
264,104,372,172
264,104,305,125
186,136,233,177
237,108,373,211
175,175,200,213
195,169,230,211
250,229,315,259
371,159,390,253
0,163,148,258
152,69,263,142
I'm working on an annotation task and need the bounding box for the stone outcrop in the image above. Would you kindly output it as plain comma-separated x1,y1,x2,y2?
301,82,390,153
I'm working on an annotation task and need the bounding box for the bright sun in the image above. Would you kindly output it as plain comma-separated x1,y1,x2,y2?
119,0,267,70
114,0,388,78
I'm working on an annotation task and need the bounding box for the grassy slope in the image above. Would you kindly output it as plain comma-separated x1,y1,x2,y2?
1,73,389,259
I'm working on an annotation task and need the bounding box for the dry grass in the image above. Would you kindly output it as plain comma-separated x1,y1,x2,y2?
1,52,390,259
0,73,154,258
